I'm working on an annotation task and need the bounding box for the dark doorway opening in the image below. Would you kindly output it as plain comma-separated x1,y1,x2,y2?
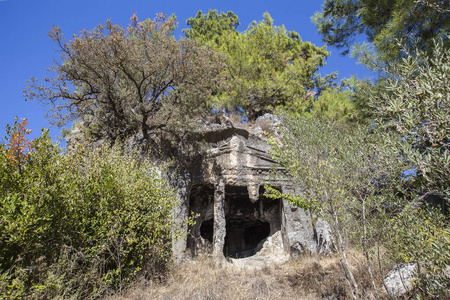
223,185,280,258
187,183,283,258
186,183,214,254
224,216,270,258
200,218,213,243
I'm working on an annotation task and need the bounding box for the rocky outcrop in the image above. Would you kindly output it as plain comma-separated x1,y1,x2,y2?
65,113,333,265
172,114,333,264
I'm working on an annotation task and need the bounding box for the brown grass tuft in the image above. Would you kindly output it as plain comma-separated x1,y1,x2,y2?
106,254,378,300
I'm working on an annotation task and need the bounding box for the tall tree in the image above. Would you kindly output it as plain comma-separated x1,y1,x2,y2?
186,11,330,120
183,9,239,45
25,13,224,151
313,0,450,60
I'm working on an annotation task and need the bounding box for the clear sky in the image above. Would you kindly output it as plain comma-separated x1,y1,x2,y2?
0,0,374,143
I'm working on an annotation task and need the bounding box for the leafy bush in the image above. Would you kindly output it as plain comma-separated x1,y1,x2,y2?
266,114,396,297
268,39,450,297
366,39,450,297
370,39,450,193
388,205,450,298
0,121,178,298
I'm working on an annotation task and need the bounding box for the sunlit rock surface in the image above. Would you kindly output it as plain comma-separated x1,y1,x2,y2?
171,114,333,264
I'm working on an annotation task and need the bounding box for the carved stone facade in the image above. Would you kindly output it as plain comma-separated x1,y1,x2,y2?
172,115,333,264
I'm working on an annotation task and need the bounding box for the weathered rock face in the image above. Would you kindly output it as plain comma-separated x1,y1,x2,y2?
384,263,417,297
172,114,333,263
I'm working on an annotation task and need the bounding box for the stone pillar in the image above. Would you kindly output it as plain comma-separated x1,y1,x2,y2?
213,178,226,263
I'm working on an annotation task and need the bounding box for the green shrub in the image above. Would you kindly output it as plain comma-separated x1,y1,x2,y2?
388,204,450,298
0,123,178,298
367,39,450,297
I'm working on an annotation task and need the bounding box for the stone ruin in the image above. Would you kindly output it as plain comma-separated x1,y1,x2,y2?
172,114,333,266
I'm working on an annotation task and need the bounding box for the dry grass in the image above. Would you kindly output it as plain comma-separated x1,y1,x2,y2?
106,254,373,300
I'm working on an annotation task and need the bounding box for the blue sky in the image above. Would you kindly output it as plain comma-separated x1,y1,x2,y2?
0,0,374,143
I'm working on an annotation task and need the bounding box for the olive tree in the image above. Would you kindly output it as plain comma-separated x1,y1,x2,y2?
267,114,395,298
368,39,450,297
